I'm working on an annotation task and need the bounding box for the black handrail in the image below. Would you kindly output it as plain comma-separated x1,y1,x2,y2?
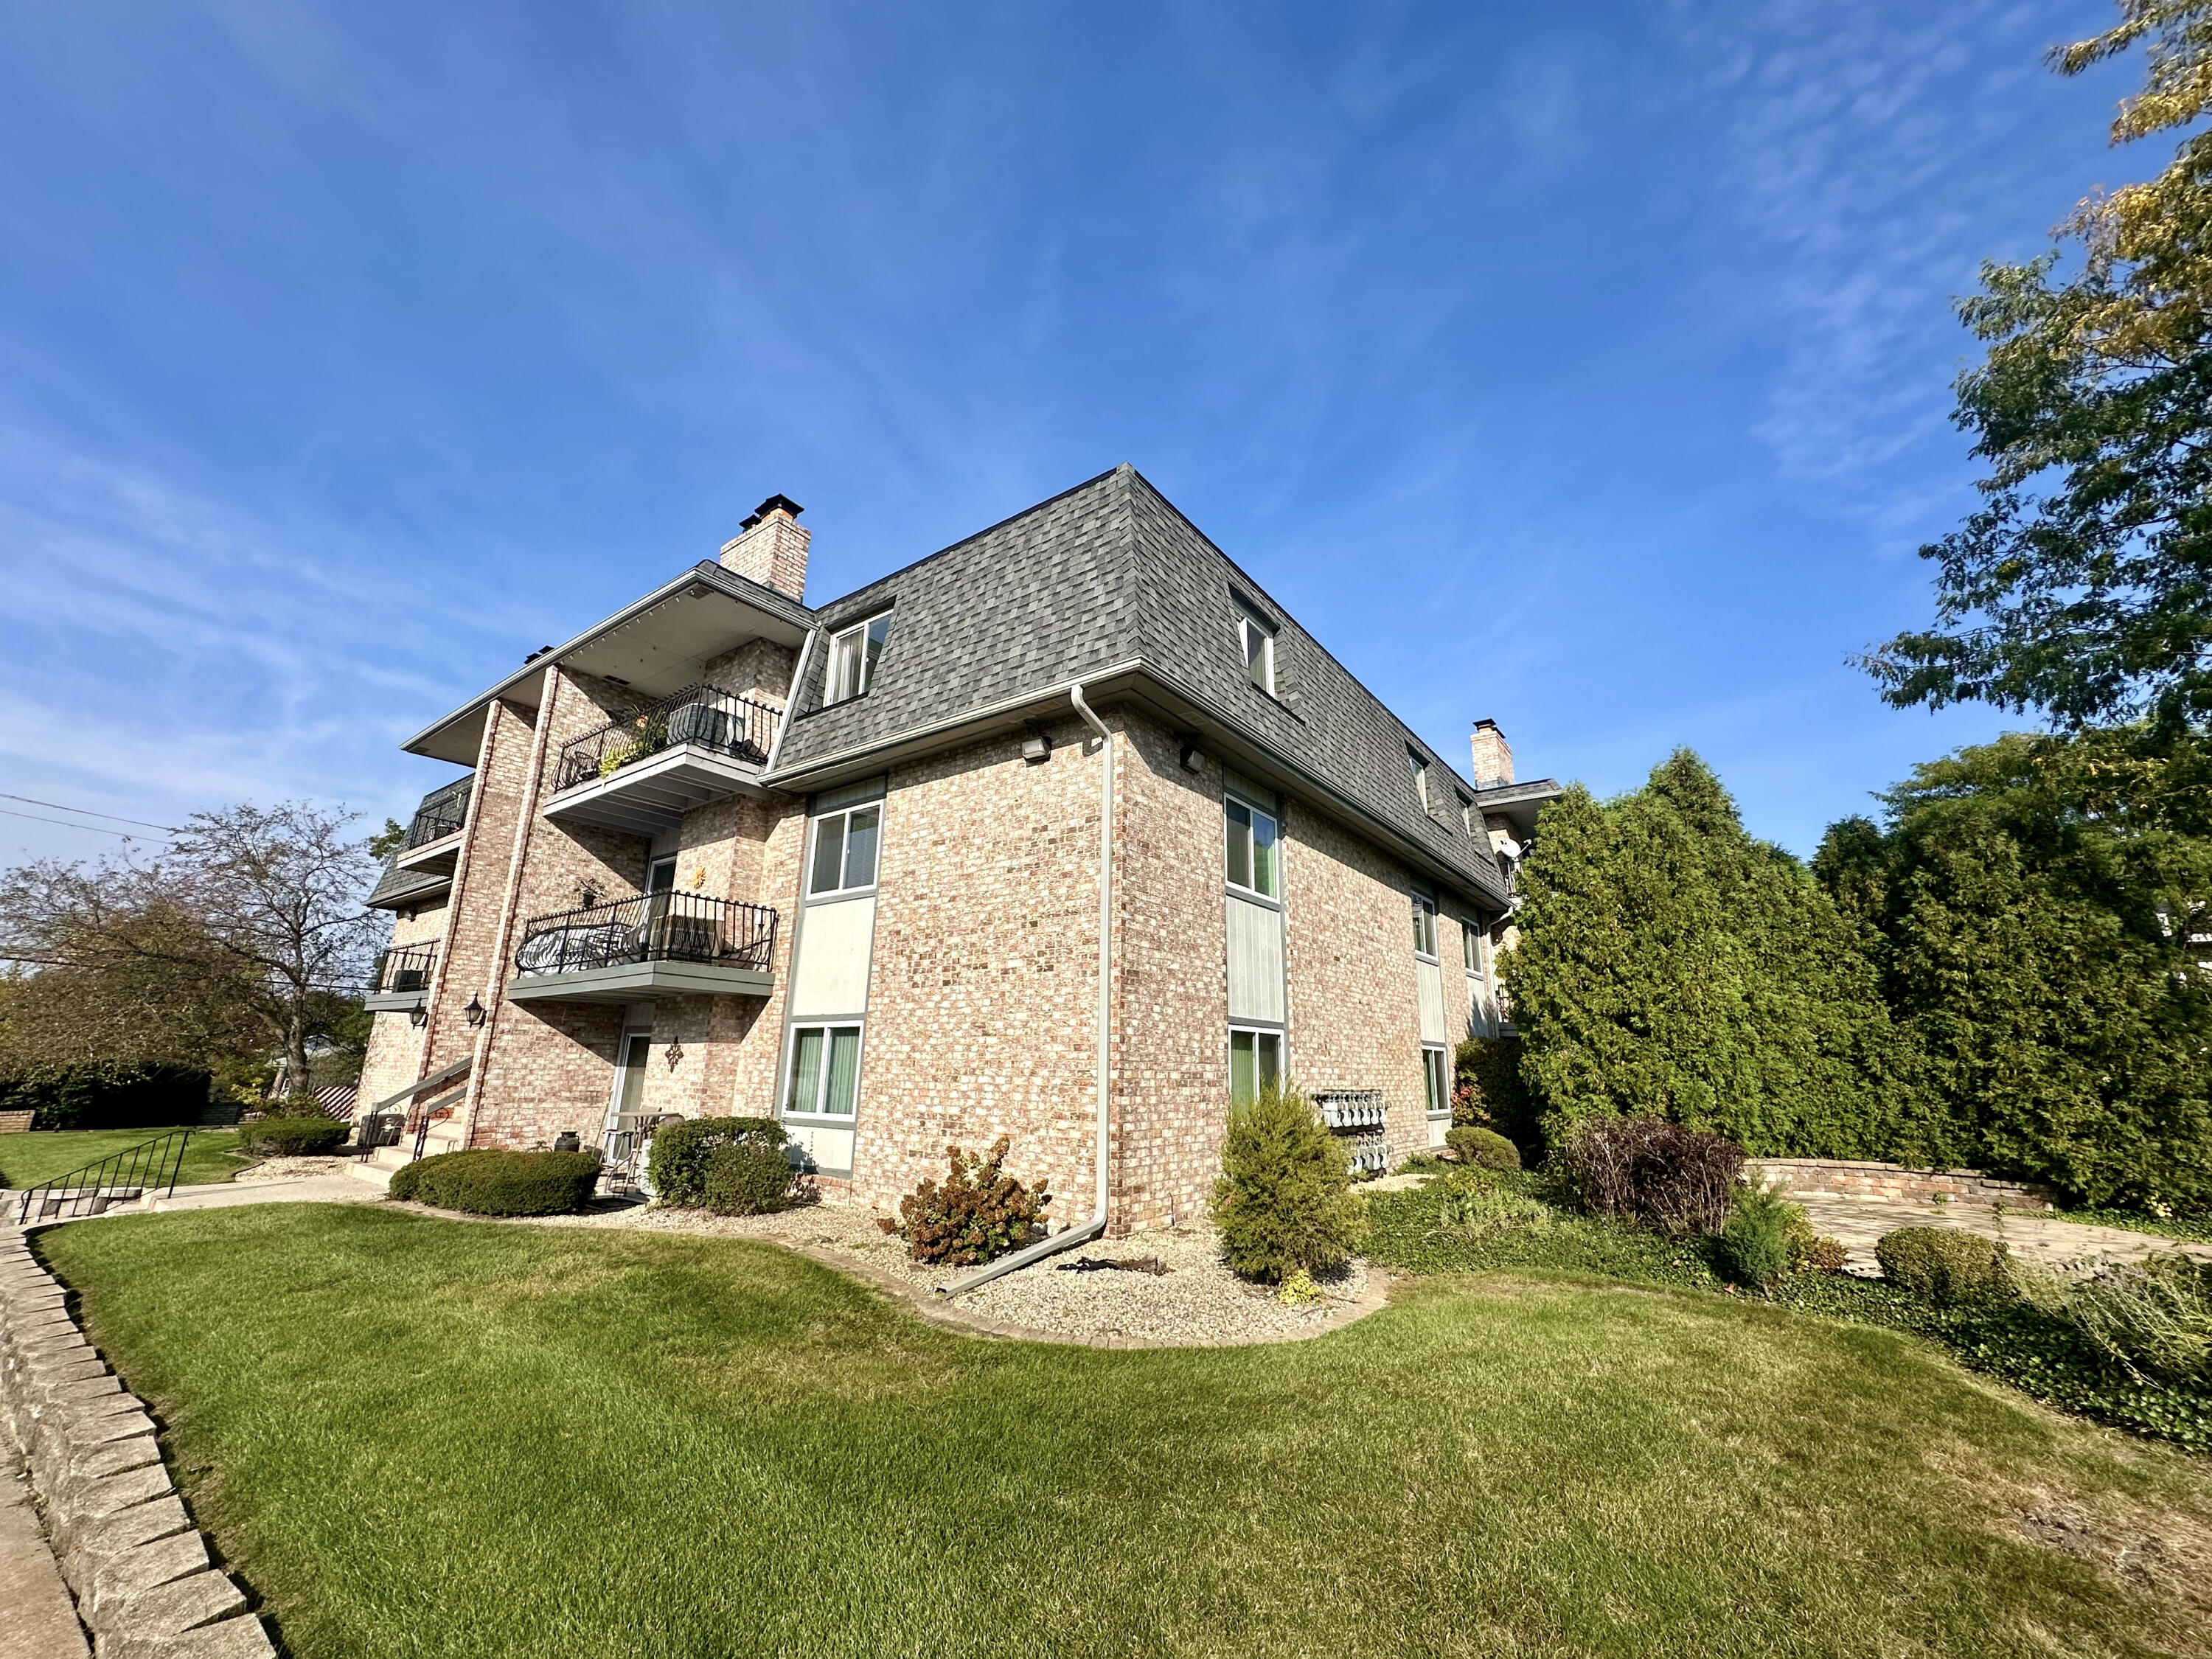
514,892,778,977
11,1129,196,1225
554,686,780,794
375,939,439,995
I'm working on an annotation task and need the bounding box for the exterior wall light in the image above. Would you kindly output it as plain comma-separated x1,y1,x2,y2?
408,1006,428,1029
464,996,487,1028
1022,730,1052,764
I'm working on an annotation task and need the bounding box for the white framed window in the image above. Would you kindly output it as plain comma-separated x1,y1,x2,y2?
1412,894,1438,960
1458,795,1475,837
808,804,881,896
1408,748,1430,809
784,1022,863,1119
1463,924,1484,976
1422,1044,1450,1118
1225,794,1280,900
647,855,678,894
1229,1026,1283,1107
1237,605,1276,695
827,613,891,704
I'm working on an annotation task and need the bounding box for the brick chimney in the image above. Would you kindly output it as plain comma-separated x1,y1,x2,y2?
1470,719,1514,788
718,494,808,601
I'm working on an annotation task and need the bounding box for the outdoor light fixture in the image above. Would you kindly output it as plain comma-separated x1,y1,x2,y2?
1022,729,1051,764
464,996,487,1028
1178,738,1203,773
408,1006,428,1029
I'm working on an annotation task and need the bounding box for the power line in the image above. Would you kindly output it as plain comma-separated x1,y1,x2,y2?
0,807,144,839
0,793,178,833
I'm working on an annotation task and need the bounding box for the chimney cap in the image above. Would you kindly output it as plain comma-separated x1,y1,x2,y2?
739,493,804,532
1474,717,1500,731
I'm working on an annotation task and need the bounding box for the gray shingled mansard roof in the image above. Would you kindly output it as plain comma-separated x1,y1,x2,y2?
767,465,1512,912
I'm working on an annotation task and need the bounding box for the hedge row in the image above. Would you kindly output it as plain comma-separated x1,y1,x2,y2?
389,1149,601,1216
0,1063,217,1131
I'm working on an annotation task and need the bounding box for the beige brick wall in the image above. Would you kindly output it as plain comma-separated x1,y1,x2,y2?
1279,797,1432,1169
848,717,1106,1222
1110,714,1231,1231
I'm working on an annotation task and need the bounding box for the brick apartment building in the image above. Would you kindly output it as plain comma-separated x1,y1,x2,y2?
355,465,1557,1235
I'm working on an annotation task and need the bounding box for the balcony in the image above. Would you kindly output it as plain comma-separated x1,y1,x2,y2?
364,941,439,1013
541,686,780,837
508,892,778,1004
366,774,475,911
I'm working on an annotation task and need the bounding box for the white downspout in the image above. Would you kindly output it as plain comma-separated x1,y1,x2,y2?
939,681,1114,1295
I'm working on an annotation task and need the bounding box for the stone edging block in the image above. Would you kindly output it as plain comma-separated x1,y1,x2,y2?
0,1228,273,1658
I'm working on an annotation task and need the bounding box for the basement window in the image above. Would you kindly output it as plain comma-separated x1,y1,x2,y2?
827,613,891,704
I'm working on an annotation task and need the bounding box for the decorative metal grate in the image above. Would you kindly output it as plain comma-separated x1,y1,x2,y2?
554,686,781,795
515,891,779,978
375,939,439,996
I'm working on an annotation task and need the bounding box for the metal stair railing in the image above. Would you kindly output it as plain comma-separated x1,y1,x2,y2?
10,1130,196,1225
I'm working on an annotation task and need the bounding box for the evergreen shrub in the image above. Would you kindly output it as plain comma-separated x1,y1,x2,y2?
647,1116,786,1208
700,1141,797,1216
1874,1226,2009,1307
1213,1082,1363,1283
388,1149,600,1216
1560,1116,1744,1235
1719,1186,1800,1289
1445,1124,1522,1172
888,1136,1051,1267
239,1116,348,1157
1453,1037,1539,1152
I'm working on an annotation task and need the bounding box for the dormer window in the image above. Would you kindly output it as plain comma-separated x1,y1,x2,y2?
1408,748,1430,809
1457,793,1475,836
1236,604,1276,695
827,613,891,704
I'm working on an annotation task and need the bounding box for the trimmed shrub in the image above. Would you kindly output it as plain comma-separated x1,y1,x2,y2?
0,1063,214,1132
388,1149,600,1216
647,1116,787,1208
1213,1082,1363,1284
1874,1226,2009,1307
1798,1232,1851,1273
1719,1186,1800,1289
890,1136,1051,1267
1453,1035,1540,1152
1559,1116,1744,1235
701,1141,797,1217
1446,1124,1522,1172
238,1116,348,1157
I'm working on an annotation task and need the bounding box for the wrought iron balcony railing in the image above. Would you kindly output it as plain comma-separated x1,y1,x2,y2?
375,940,439,996
553,686,780,795
513,892,778,978
403,775,473,851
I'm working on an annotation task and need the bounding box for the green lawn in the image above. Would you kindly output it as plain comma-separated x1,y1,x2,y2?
40,1205,2212,1659
0,1128,252,1190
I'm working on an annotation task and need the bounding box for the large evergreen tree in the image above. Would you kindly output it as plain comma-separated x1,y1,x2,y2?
1816,730,2212,1214
1507,751,1905,1157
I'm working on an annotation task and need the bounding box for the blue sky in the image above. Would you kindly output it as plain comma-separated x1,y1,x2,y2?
0,0,2153,863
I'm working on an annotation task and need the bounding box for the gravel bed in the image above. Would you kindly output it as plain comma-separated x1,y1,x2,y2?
525,1197,1371,1345
232,1154,359,1183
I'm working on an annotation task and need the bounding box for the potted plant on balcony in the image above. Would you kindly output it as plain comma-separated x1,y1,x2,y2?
598,714,670,780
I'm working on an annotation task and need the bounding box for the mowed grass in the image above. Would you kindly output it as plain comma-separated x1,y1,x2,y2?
40,1206,2212,1659
0,1127,251,1190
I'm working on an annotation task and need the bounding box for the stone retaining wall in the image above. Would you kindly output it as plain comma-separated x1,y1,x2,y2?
0,1228,271,1658
1753,1157,2056,1211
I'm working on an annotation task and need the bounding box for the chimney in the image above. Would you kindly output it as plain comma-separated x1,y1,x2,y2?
718,494,808,601
1470,719,1514,788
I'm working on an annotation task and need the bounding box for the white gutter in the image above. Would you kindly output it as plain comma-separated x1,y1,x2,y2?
939,681,1115,1295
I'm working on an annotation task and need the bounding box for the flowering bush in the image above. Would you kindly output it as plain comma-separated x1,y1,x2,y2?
887,1136,1051,1267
